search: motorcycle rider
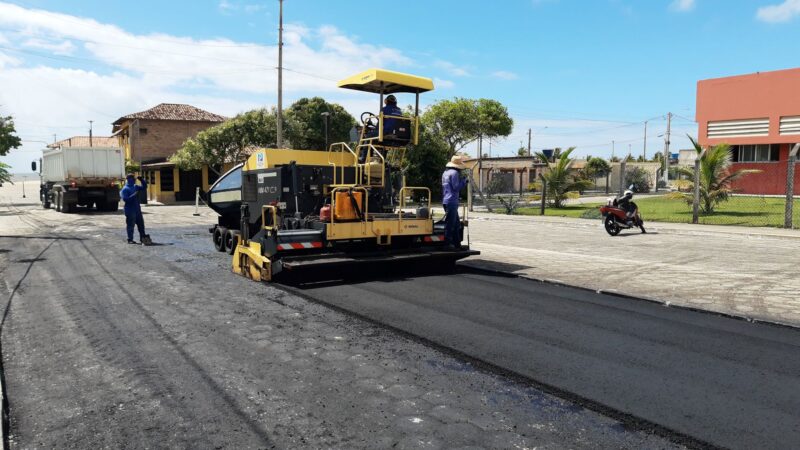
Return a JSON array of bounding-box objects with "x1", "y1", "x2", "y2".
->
[{"x1": 614, "y1": 189, "x2": 637, "y2": 226}]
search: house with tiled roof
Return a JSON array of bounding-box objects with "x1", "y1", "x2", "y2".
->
[
  {"x1": 112, "y1": 103, "x2": 227, "y2": 203},
  {"x1": 47, "y1": 136, "x2": 119, "y2": 148}
]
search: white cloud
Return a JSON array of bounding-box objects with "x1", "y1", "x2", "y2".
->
[
  {"x1": 433, "y1": 78, "x2": 455, "y2": 89},
  {"x1": 491, "y1": 70, "x2": 519, "y2": 80},
  {"x1": 670, "y1": 0, "x2": 695, "y2": 12},
  {"x1": 22, "y1": 37, "x2": 76, "y2": 55},
  {"x1": 757, "y1": 0, "x2": 800, "y2": 23},
  {"x1": 0, "y1": 1, "x2": 415, "y2": 172},
  {"x1": 434, "y1": 60, "x2": 470, "y2": 77}
]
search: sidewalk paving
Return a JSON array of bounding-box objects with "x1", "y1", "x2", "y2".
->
[{"x1": 462, "y1": 212, "x2": 800, "y2": 327}]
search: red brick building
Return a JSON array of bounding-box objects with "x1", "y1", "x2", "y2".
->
[
  {"x1": 112, "y1": 103, "x2": 226, "y2": 203},
  {"x1": 697, "y1": 68, "x2": 800, "y2": 195}
]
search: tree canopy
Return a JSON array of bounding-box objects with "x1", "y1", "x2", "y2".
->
[
  {"x1": 534, "y1": 147, "x2": 593, "y2": 208},
  {"x1": 171, "y1": 108, "x2": 277, "y2": 174},
  {"x1": 0, "y1": 115, "x2": 22, "y2": 156},
  {"x1": 423, "y1": 98, "x2": 513, "y2": 158},
  {"x1": 285, "y1": 97, "x2": 355, "y2": 150},
  {"x1": 669, "y1": 136, "x2": 760, "y2": 213}
]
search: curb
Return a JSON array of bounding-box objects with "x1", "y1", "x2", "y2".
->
[
  {"x1": 460, "y1": 261, "x2": 800, "y2": 332},
  {"x1": 469, "y1": 214, "x2": 800, "y2": 241}
]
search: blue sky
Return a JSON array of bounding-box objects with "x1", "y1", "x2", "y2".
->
[{"x1": 1, "y1": 0, "x2": 800, "y2": 172}]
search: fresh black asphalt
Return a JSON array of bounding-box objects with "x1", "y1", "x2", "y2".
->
[{"x1": 288, "y1": 268, "x2": 800, "y2": 449}]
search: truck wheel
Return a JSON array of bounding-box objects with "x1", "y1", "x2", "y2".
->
[
  {"x1": 105, "y1": 201, "x2": 119, "y2": 212},
  {"x1": 55, "y1": 192, "x2": 62, "y2": 212},
  {"x1": 225, "y1": 229, "x2": 239, "y2": 255},
  {"x1": 43, "y1": 195, "x2": 51, "y2": 209},
  {"x1": 213, "y1": 227, "x2": 226, "y2": 252},
  {"x1": 62, "y1": 199, "x2": 73, "y2": 214}
]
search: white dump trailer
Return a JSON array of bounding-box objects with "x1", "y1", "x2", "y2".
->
[{"x1": 36, "y1": 146, "x2": 126, "y2": 213}]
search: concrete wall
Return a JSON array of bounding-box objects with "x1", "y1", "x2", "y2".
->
[
  {"x1": 609, "y1": 162, "x2": 661, "y2": 192},
  {"x1": 697, "y1": 67, "x2": 800, "y2": 147}
]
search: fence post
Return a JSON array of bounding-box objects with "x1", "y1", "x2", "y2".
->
[
  {"x1": 618, "y1": 161, "x2": 626, "y2": 195},
  {"x1": 785, "y1": 144, "x2": 800, "y2": 228},
  {"x1": 193, "y1": 187, "x2": 201, "y2": 216},
  {"x1": 692, "y1": 149, "x2": 706, "y2": 224},
  {"x1": 539, "y1": 174, "x2": 547, "y2": 216}
]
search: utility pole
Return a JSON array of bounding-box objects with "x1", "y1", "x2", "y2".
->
[
  {"x1": 88, "y1": 120, "x2": 93, "y2": 147},
  {"x1": 663, "y1": 112, "x2": 672, "y2": 185},
  {"x1": 643, "y1": 120, "x2": 647, "y2": 160},
  {"x1": 276, "y1": 0, "x2": 284, "y2": 149},
  {"x1": 527, "y1": 128, "x2": 532, "y2": 156},
  {"x1": 612, "y1": 140, "x2": 615, "y2": 159},
  {"x1": 52, "y1": 134, "x2": 57, "y2": 144},
  {"x1": 478, "y1": 135, "x2": 483, "y2": 193}
]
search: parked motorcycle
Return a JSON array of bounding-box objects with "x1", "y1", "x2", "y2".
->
[{"x1": 600, "y1": 187, "x2": 646, "y2": 236}]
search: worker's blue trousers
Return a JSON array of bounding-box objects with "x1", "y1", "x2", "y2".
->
[
  {"x1": 444, "y1": 202, "x2": 461, "y2": 246},
  {"x1": 125, "y1": 213, "x2": 146, "y2": 241}
]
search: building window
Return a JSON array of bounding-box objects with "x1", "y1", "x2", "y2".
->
[
  {"x1": 160, "y1": 168, "x2": 175, "y2": 191},
  {"x1": 139, "y1": 128, "x2": 148, "y2": 135},
  {"x1": 731, "y1": 144, "x2": 779, "y2": 163}
]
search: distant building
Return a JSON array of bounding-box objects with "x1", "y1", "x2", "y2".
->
[
  {"x1": 47, "y1": 136, "x2": 118, "y2": 148},
  {"x1": 112, "y1": 103, "x2": 226, "y2": 203},
  {"x1": 696, "y1": 67, "x2": 800, "y2": 195},
  {"x1": 464, "y1": 156, "x2": 549, "y2": 193}
]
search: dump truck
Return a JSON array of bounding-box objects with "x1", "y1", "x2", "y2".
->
[
  {"x1": 35, "y1": 146, "x2": 125, "y2": 213},
  {"x1": 205, "y1": 68, "x2": 477, "y2": 282}
]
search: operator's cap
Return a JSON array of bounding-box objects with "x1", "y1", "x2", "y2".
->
[
  {"x1": 385, "y1": 94, "x2": 397, "y2": 104},
  {"x1": 446, "y1": 155, "x2": 466, "y2": 169}
]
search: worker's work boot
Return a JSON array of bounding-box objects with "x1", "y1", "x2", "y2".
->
[{"x1": 141, "y1": 235, "x2": 153, "y2": 246}]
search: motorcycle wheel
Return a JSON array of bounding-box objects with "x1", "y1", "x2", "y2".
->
[{"x1": 604, "y1": 215, "x2": 621, "y2": 236}]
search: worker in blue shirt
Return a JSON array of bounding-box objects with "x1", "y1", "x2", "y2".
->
[
  {"x1": 382, "y1": 94, "x2": 402, "y2": 136},
  {"x1": 441, "y1": 155, "x2": 468, "y2": 249},
  {"x1": 120, "y1": 173, "x2": 148, "y2": 244}
]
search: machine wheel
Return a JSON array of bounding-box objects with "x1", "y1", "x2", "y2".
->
[
  {"x1": 61, "y1": 197, "x2": 74, "y2": 214},
  {"x1": 55, "y1": 191, "x2": 62, "y2": 212},
  {"x1": 604, "y1": 215, "x2": 621, "y2": 236},
  {"x1": 225, "y1": 229, "x2": 240, "y2": 255},
  {"x1": 213, "y1": 227, "x2": 226, "y2": 252},
  {"x1": 106, "y1": 201, "x2": 119, "y2": 212}
]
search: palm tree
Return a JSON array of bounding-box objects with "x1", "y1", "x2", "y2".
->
[
  {"x1": 671, "y1": 136, "x2": 760, "y2": 214},
  {"x1": 534, "y1": 147, "x2": 594, "y2": 208}
]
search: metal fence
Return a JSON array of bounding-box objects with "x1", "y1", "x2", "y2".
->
[{"x1": 471, "y1": 146, "x2": 800, "y2": 229}]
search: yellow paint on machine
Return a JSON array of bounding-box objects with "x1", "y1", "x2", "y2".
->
[
  {"x1": 326, "y1": 219, "x2": 433, "y2": 240},
  {"x1": 232, "y1": 241, "x2": 272, "y2": 282},
  {"x1": 243, "y1": 148, "x2": 355, "y2": 172}
]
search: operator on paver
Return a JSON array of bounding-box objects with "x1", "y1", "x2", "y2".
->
[
  {"x1": 382, "y1": 94, "x2": 402, "y2": 136},
  {"x1": 442, "y1": 155, "x2": 468, "y2": 249},
  {"x1": 120, "y1": 173, "x2": 149, "y2": 244}
]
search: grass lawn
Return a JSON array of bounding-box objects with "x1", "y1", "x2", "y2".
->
[{"x1": 512, "y1": 195, "x2": 800, "y2": 227}]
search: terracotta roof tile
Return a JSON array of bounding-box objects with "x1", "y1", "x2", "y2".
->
[
  {"x1": 113, "y1": 103, "x2": 226, "y2": 124},
  {"x1": 47, "y1": 136, "x2": 119, "y2": 148}
]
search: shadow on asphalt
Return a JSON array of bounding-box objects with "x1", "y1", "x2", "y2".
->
[{"x1": 280, "y1": 262, "x2": 515, "y2": 289}]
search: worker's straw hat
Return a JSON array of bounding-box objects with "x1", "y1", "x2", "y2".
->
[{"x1": 446, "y1": 155, "x2": 466, "y2": 169}]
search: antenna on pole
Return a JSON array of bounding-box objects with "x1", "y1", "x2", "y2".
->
[
  {"x1": 88, "y1": 120, "x2": 94, "y2": 147},
  {"x1": 276, "y1": 0, "x2": 284, "y2": 149}
]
